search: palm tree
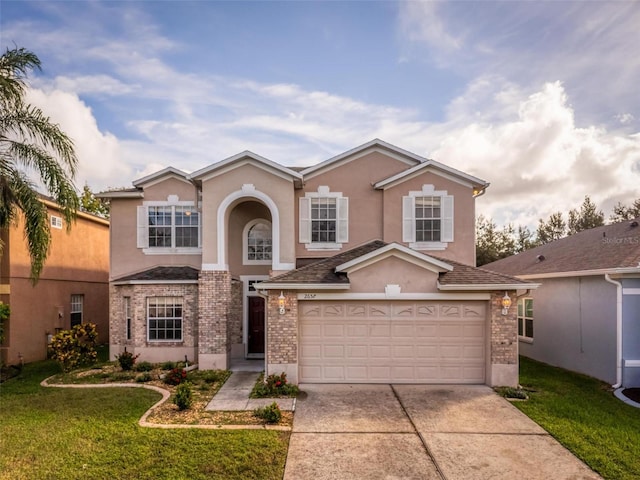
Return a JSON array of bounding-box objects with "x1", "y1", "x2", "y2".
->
[{"x1": 0, "y1": 47, "x2": 79, "y2": 282}]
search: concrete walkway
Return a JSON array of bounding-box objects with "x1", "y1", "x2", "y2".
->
[
  {"x1": 284, "y1": 384, "x2": 602, "y2": 480},
  {"x1": 205, "y1": 371, "x2": 295, "y2": 411}
]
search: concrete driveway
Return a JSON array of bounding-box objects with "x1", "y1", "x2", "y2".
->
[{"x1": 284, "y1": 384, "x2": 602, "y2": 480}]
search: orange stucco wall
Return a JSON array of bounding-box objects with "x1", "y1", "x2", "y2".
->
[{"x1": 1, "y1": 203, "x2": 110, "y2": 365}]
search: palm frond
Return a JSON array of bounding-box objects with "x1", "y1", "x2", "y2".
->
[{"x1": 0, "y1": 47, "x2": 41, "y2": 106}]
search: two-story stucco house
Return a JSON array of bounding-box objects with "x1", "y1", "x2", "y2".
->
[{"x1": 100, "y1": 139, "x2": 537, "y2": 386}]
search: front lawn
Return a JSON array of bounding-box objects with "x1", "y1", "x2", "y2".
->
[
  {"x1": 0, "y1": 361, "x2": 289, "y2": 480},
  {"x1": 516, "y1": 356, "x2": 640, "y2": 480}
]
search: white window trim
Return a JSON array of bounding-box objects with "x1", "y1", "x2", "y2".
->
[
  {"x1": 243, "y1": 218, "x2": 272, "y2": 265},
  {"x1": 300, "y1": 186, "x2": 348, "y2": 251},
  {"x1": 518, "y1": 297, "x2": 534, "y2": 342},
  {"x1": 124, "y1": 297, "x2": 132, "y2": 341},
  {"x1": 138, "y1": 196, "x2": 202, "y2": 254},
  {"x1": 403, "y1": 184, "x2": 453, "y2": 251},
  {"x1": 70, "y1": 294, "x2": 83, "y2": 326},
  {"x1": 51, "y1": 215, "x2": 63, "y2": 229},
  {"x1": 146, "y1": 297, "x2": 184, "y2": 343}
]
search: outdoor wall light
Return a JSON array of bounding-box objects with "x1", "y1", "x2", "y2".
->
[
  {"x1": 278, "y1": 292, "x2": 286, "y2": 315},
  {"x1": 501, "y1": 292, "x2": 512, "y2": 316}
]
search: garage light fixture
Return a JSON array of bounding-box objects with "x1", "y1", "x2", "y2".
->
[
  {"x1": 501, "y1": 292, "x2": 512, "y2": 315},
  {"x1": 278, "y1": 292, "x2": 286, "y2": 315}
]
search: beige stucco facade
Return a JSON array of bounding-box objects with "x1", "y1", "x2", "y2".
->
[
  {"x1": 0, "y1": 201, "x2": 109, "y2": 365},
  {"x1": 104, "y1": 140, "x2": 524, "y2": 386}
]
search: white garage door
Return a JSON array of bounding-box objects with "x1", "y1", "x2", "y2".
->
[{"x1": 299, "y1": 300, "x2": 486, "y2": 384}]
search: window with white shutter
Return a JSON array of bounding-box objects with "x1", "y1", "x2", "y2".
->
[
  {"x1": 402, "y1": 185, "x2": 453, "y2": 250},
  {"x1": 136, "y1": 197, "x2": 201, "y2": 254},
  {"x1": 300, "y1": 186, "x2": 348, "y2": 250}
]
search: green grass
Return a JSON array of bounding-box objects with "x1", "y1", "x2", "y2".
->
[
  {"x1": 516, "y1": 356, "x2": 640, "y2": 480},
  {"x1": 0, "y1": 361, "x2": 289, "y2": 480}
]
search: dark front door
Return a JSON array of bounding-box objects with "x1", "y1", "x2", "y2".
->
[{"x1": 248, "y1": 296, "x2": 265, "y2": 355}]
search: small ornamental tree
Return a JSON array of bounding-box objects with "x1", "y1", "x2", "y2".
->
[
  {"x1": 48, "y1": 323, "x2": 98, "y2": 372},
  {"x1": 0, "y1": 302, "x2": 10, "y2": 345}
]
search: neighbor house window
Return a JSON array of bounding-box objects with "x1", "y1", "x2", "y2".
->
[
  {"x1": 299, "y1": 186, "x2": 348, "y2": 250},
  {"x1": 243, "y1": 219, "x2": 272, "y2": 264},
  {"x1": 70, "y1": 295, "x2": 83, "y2": 327},
  {"x1": 147, "y1": 297, "x2": 183, "y2": 341},
  {"x1": 518, "y1": 298, "x2": 534, "y2": 340},
  {"x1": 51, "y1": 215, "x2": 63, "y2": 229},
  {"x1": 403, "y1": 185, "x2": 453, "y2": 250},
  {"x1": 137, "y1": 198, "x2": 200, "y2": 252},
  {"x1": 124, "y1": 297, "x2": 132, "y2": 341}
]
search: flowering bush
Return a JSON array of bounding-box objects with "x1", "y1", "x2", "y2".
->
[
  {"x1": 164, "y1": 367, "x2": 187, "y2": 386},
  {"x1": 251, "y1": 372, "x2": 299, "y2": 398},
  {"x1": 48, "y1": 323, "x2": 98, "y2": 372},
  {"x1": 115, "y1": 351, "x2": 140, "y2": 371},
  {"x1": 253, "y1": 402, "x2": 282, "y2": 423}
]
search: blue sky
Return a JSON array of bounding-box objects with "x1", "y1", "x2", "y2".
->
[{"x1": 2, "y1": 1, "x2": 639, "y2": 228}]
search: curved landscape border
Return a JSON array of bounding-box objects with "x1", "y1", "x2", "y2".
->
[{"x1": 40, "y1": 376, "x2": 291, "y2": 431}]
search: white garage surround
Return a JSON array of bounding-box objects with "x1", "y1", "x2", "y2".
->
[{"x1": 298, "y1": 300, "x2": 488, "y2": 384}]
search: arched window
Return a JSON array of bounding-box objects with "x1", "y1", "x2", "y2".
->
[{"x1": 243, "y1": 219, "x2": 272, "y2": 264}]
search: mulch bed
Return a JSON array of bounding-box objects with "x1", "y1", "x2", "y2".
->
[{"x1": 622, "y1": 388, "x2": 640, "y2": 403}]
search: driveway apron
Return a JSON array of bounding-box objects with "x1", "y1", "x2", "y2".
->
[{"x1": 284, "y1": 384, "x2": 602, "y2": 480}]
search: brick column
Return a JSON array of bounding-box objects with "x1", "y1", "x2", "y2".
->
[
  {"x1": 198, "y1": 270, "x2": 231, "y2": 370},
  {"x1": 266, "y1": 290, "x2": 298, "y2": 383},
  {"x1": 489, "y1": 290, "x2": 518, "y2": 386}
]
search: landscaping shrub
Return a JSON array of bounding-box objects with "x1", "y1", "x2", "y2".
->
[
  {"x1": 0, "y1": 301, "x2": 10, "y2": 345},
  {"x1": 48, "y1": 323, "x2": 99, "y2": 372},
  {"x1": 199, "y1": 370, "x2": 227, "y2": 384},
  {"x1": 134, "y1": 361, "x2": 154, "y2": 372},
  {"x1": 115, "y1": 351, "x2": 139, "y2": 371},
  {"x1": 252, "y1": 372, "x2": 299, "y2": 398},
  {"x1": 173, "y1": 382, "x2": 193, "y2": 410},
  {"x1": 253, "y1": 402, "x2": 282, "y2": 423},
  {"x1": 135, "y1": 372, "x2": 152, "y2": 383},
  {"x1": 164, "y1": 367, "x2": 187, "y2": 386},
  {"x1": 161, "y1": 361, "x2": 177, "y2": 370},
  {"x1": 496, "y1": 386, "x2": 529, "y2": 400}
]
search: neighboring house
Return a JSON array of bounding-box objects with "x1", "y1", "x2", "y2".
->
[
  {"x1": 484, "y1": 220, "x2": 640, "y2": 388},
  {"x1": 100, "y1": 139, "x2": 537, "y2": 386},
  {"x1": 0, "y1": 198, "x2": 110, "y2": 365}
]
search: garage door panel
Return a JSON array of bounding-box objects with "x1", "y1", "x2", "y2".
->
[{"x1": 299, "y1": 301, "x2": 486, "y2": 384}]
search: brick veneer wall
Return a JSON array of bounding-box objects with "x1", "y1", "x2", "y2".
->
[
  {"x1": 109, "y1": 283, "x2": 198, "y2": 351},
  {"x1": 490, "y1": 290, "x2": 518, "y2": 365},
  {"x1": 228, "y1": 279, "x2": 243, "y2": 346},
  {"x1": 267, "y1": 290, "x2": 298, "y2": 364},
  {"x1": 197, "y1": 270, "x2": 231, "y2": 356}
]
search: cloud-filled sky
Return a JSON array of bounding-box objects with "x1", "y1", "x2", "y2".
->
[{"x1": 2, "y1": 0, "x2": 639, "y2": 228}]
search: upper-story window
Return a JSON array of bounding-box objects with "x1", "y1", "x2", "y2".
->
[
  {"x1": 137, "y1": 196, "x2": 200, "y2": 254},
  {"x1": 403, "y1": 184, "x2": 453, "y2": 250},
  {"x1": 51, "y1": 215, "x2": 63, "y2": 229},
  {"x1": 243, "y1": 219, "x2": 272, "y2": 265},
  {"x1": 299, "y1": 186, "x2": 348, "y2": 251}
]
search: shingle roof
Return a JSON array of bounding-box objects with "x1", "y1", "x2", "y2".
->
[
  {"x1": 114, "y1": 266, "x2": 200, "y2": 282},
  {"x1": 264, "y1": 240, "x2": 529, "y2": 288},
  {"x1": 484, "y1": 219, "x2": 640, "y2": 276}
]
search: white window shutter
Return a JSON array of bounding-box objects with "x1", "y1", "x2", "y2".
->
[
  {"x1": 441, "y1": 195, "x2": 454, "y2": 242},
  {"x1": 299, "y1": 197, "x2": 311, "y2": 243},
  {"x1": 336, "y1": 197, "x2": 349, "y2": 243},
  {"x1": 137, "y1": 205, "x2": 148, "y2": 248},
  {"x1": 402, "y1": 195, "x2": 415, "y2": 243}
]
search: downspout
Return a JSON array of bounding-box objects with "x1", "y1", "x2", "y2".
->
[{"x1": 604, "y1": 274, "x2": 622, "y2": 388}]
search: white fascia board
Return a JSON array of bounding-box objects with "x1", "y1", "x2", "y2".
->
[
  {"x1": 96, "y1": 190, "x2": 143, "y2": 199},
  {"x1": 133, "y1": 167, "x2": 190, "y2": 187},
  {"x1": 437, "y1": 281, "x2": 541, "y2": 291},
  {"x1": 111, "y1": 279, "x2": 198, "y2": 286},
  {"x1": 301, "y1": 139, "x2": 422, "y2": 179},
  {"x1": 336, "y1": 243, "x2": 453, "y2": 273},
  {"x1": 374, "y1": 161, "x2": 488, "y2": 191},
  {"x1": 254, "y1": 283, "x2": 351, "y2": 290},
  {"x1": 297, "y1": 292, "x2": 491, "y2": 301},
  {"x1": 516, "y1": 267, "x2": 640, "y2": 280},
  {"x1": 189, "y1": 151, "x2": 303, "y2": 182}
]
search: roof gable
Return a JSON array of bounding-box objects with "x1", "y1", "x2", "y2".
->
[
  {"x1": 133, "y1": 167, "x2": 191, "y2": 188},
  {"x1": 189, "y1": 151, "x2": 303, "y2": 184},
  {"x1": 301, "y1": 139, "x2": 422, "y2": 179},
  {"x1": 484, "y1": 219, "x2": 640, "y2": 277},
  {"x1": 335, "y1": 243, "x2": 453, "y2": 274}
]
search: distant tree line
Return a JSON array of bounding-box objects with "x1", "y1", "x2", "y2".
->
[{"x1": 476, "y1": 196, "x2": 640, "y2": 266}]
